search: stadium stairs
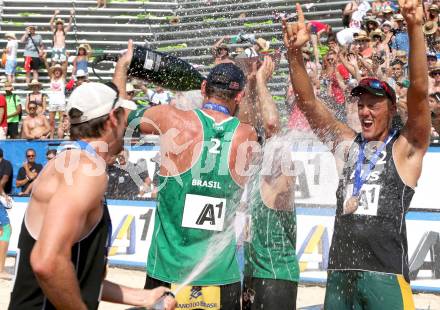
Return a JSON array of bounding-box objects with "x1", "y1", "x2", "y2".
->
[{"x1": 0, "y1": 0, "x2": 344, "y2": 113}]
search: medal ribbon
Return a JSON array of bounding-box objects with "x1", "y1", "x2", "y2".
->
[
  {"x1": 352, "y1": 130, "x2": 397, "y2": 197},
  {"x1": 202, "y1": 102, "x2": 231, "y2": 116}
]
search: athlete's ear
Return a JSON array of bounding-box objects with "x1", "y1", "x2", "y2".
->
[
  {"x1": 234, "y1": 90, "x2": 245, "y2": 104},
  {"x1": 201, "y1": 80, "x2": 207, "y2": 97}
]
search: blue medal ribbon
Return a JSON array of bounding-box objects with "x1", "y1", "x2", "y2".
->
[
  {"x1": 202, "y1": 102, "x2": 231, "y2": 116},
  {"x1": 352, "y1": 130, "x2": 397, "y2": 197}
]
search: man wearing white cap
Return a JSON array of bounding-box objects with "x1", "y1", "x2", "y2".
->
[
  {"x1": 8, "y1": 42, "x2": 176, "y2": 310},
  {"x1": 4, "y1": 33, "x2": 18, "y2": 83}
]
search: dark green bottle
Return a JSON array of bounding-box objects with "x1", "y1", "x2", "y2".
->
[{"x1": 128, "y1": 46, "x2": 205, "y2": 91}]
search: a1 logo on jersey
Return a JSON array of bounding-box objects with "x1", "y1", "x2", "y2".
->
[{"x1": 182, "y1": 194, "x2": 226, "y2": 231}]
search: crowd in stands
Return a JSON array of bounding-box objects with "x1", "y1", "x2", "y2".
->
[
  {"x1": 211, "y1": 0, "x2": 440, "y2": 139},
  {"x1": 0, "y1": 8, "x2": 174, "y2": 141}
]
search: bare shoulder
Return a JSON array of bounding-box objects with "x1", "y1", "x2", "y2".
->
[{"x1": 235, "y1": 122, "x2": 258, "y2": 142}]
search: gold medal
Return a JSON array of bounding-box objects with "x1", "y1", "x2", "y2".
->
[{"x1": 344, "y1": 196, "x2": 359, "y2": 214}]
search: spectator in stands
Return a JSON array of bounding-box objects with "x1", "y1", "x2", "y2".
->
[
  {"x1": 50, "y1": 9, "x2": 74, "y2": 70},
  {"x1": 364, "y1": 16, "x2": 380, "y2": 34},
  {"x1": 107, "y1": 149, "x2": 145, "y2": 199},
  {"x1": 211, "y1": 37, "x2": 234, "y2": 65},
  {"x1": 0, "y1": 92, "x2": 7, "y2": 140},
  {"x1": 427, "y1": 4, "x2": 440, "y2": 23},
  {"x1": 57, "y1": 113, "x2": 70, "y2": 140},
  {"x1": 22, "y1": 102, "x2": 50, "y2": 140},
  {"x1": 20, "y1": 26, "x2": 44, "y2": 84},
  {"x1": 429, "y1": 92, "x2": 440, "y2": 135},
  {"x1": 4, "y1": 82, "x2": 21, "y2": 139},
  {"x1": 126, "y1": 83, "x2": 135, "y2": 101},
  {"x1": 391, "y1": 14, "x2": 410, "y2": 54},
  {"x1": 96, "y1": 0, "x2": 107, "y2": 8},
  {"x1": 72, "y1": 44, "x2": 90, "y2": 77},
  {"x1": 423, "y1": 21, "x2": 438, "y2": 50},
  {"x1": 371, "y1": 0, "x2": 391, "y2": 16},
  {"x1": 342, "y1": 0, "x2": 360, "y2": 28},
  {"x1": 46, "y1": 149, "x2": 57, "y2": 162},
  {"x1": 381, "y1": 5, "x2": 394, "y2": 22},
  {"x1": 4, "y1": 32, "x2": 18, "y2": 83},
  {"x1": 47, "y1": 64, "x2": 66, "y2": 139},
  {"x1": 353, "y1": 30, "x2": 373, "y2": 57},
  {"x1": 145, "y1": 85, "x2": 173, "y2": 105},
  {"x1": 427, "y1": 52, "x2": 437, "y2": 69},
  {"x1": 16, "y1": 148, "x2": 43, "y2": 196},
  {"x1": 321, "y1": 50, "x2": 350, "y2": 109},
  {"x1": 75, "y1": 69, "x2": 88, "y2": 87},
  {"x1": 388, "y1": 59, "x2": 409, "y2": 97},
  {"x1": 245, "y1": 38, "x2": 269, "y2": 57},
  {"x1": 25, "y1": 79, "x2": 46, "y2": 115},
  {"x1": 429, "y1": 64, "x2": 440, "y2": 93},
  {"x1": 0, "y1": 147, "x2": 13, "y2": 280},
  {"x1": 381, "y1": 20, "x2": 394, "y2": 49}
]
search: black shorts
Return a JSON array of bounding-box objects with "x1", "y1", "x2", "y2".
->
[
  {"x1": 242, "y1": 277, "x2": 298, "y2": 310},
  {"x1": 7, "y1": 122, "x2": 19, "y2": 139},
  {"x1": 144, "y1": 275, "x2": 241, "y2": 310},
  {"x1": 30, "y1": 57, "x2": 40, "y2": 70}
]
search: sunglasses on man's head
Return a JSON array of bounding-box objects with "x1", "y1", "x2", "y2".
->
[{"x1": 360, "y1": 78, "x2": 390, "y2": 92}]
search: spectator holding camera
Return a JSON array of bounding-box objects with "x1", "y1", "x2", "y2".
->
[
  {"x1": 212, "y1": 37, "x2": 234, "y2": 65},
  {"x1": 20, "y1": 26, "x2": 44, "y2": 84}
]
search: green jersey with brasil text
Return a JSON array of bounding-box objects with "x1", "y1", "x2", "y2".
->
[
  {"x1": 244, "y1": 177, "x2": 300, "y2": 282},
  {"x1": 147, "y1": 109, "x2": 243, "y2": 285}
]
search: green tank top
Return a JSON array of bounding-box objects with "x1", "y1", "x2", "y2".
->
[
  {"x1": 147, "y1": 109, "x2": 243, "y2": 285},
  {"x1": 244, "y1": 177, "x2": 300, "y2": 282}
]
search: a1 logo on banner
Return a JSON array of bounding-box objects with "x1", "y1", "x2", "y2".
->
[{"x1": 182, "y1": 194, "x2": 226, "y2": 231}]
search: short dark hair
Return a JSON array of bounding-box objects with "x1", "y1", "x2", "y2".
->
[
  {"x1": 46, "y1": 149, "x2": 57, "y2": 157},
  {"x1": 26, "y1": 148, "x2": 36, "y2": 156},
  {"x1": 205, "y1": 83, "x2": 241, "y2": 102},
  {"x1": 69, "y1": 107, "x2": 125, "y2": 140},
  {"x1": 390, "y1": 59, "x2": 404, "y2": 67}
]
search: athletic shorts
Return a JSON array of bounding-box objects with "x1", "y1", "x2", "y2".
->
[
  {"x1": 48, "y1": 92, "x2": 66, "y2": 112},
  {"x1": 7, "y1": 122, "x2": 19, "y2": 139},
  {"x1": 0, "y1": 224, "x2": 11, "y2": 242},
  {"x1": 324, "y1": 270, "x2": 415, "y2": 310},
  {"x1": 144, "y1": 275, "x2": 241, "y2": 310},
  {"x1": 242, "y1": 277, "x2": 298, "y2": 310},
  {"x1": 51, "y1": 47, "x2": 67, "y2": 63},
  {"x1": 5, "y1": 59, "x2": 17, "y2": 75},
  {"x1": 24, "y1": 56, "x2": 40, "y2": 72}
]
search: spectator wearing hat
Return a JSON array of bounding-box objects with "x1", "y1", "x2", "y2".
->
[
  {"x1": 4, "y1": 33, "x2": 18, "y2": 83},
  {"x1": 353, "y1": 30, "x2": 373, "y2": 57},
  {"x1": 47, "y1": 64, "x2": 66, "y2": 139},
  {"x1": 381, "y1": 5, "x2": 394, "y2": 21},
  {"x1": 364, "y1": 17, "x2": 380, "y2": 34},
  {"x1": 20, "y1": 25, "x2": 44, "y2": 84},
  {"x1": 72, "y1": 44, "x2": 90, "y2": 78},
  {"x1": 4, "y1": 82, "x2": 21, "y2": 139},
  {"x1": 371, "y1": 0, "x2": 391, "y2": 17},
  {"x1": 26, "y1": 79, "x2": 46, "y2": 115},
  {"x1": 211, "y1": 37, "x2": 234, "y2": 65},
  {"x1": 427, "y1": 4, "x2": 440, "y2": 23},
  {"x1": 423, "y1": 20, "x2": 438, "y2": 50},
  {"x1": 50, "y1": 9, "x2": 74, "y2": 69},
  {"x1": 245, "y1": 37, "x2": 270, "y2": 57},
  {"x1": 75, "y1": 69, "x2": 88, "y2": 87},
  {"x1": 391, "y1": 14, "x2": 409, "y2": 54},
  {"x1": 427, "y1": 52, "x2": 438, "y2": 69},
  {"x1": 342, "y1": 0, "x2": 360, "y2": 28},
  {"x1": 429, "y1": 64, "x2": 440, "y2": 94}
]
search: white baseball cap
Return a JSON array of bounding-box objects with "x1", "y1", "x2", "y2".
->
[
  {"x1": 67, "y1": 82, "x2": 137, "y2": 124},
  {"x1": 76, "y1": 69, "x2": 88, "y2": 78}
]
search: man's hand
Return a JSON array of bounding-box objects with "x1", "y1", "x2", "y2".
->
[
  {"x1": 54, "y1": 9, "x2": 60, "y2": 15},
  {"x1": 139, "y1": 287, "x2": 176, "y2": 310},
  {"x1": 70, "y1": 9, "x2": 75, "y2": 16},
  {"x1": 256, "y1": 56, "x2": 274, "y2": 84},
  {"x1": 282, "y1": 3, "x2": 311, "y2": 52},
  {"x1": 398, "y1": 0, "x2": 424, "y2": 26},
  {"x1": 117, "y1": 39, "x2": 134, "y2": 71}
]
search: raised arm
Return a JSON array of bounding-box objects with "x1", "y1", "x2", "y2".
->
[
  {"x1": 50, "y1": 10, "x2": 59, "y2": 32},
  {"x1": 65, "y1": 9, "x2": 75, "y2": 33},
  {"x1": 255, "y1": 56, "x2": 280, "y2": 138},
  {"x1": 399, "y1": 0, "x2": 431, "y2": 151},
  {"x1": 19, "y1": 28, "x2": 29, "y2": 44},
  {"x1": 283, "y1": 3, "x2": 355, "y2": 148}
]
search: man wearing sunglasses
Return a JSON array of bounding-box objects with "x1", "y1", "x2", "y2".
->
[
  {"x1": 283, "y1": 0, "x2": 429, "y2": 308},
  {"x1": 15, "y1": 148, "x2": 43, "y2": 196}
]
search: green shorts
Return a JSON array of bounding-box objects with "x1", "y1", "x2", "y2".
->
[
  {"x1": 324, "y1": 270, "x2": 415, "y2": 310},
  {"x1": 0, "y1": 224, "x2": 11, "y2": 242}
]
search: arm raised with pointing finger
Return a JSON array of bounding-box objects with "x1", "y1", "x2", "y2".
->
[{"x1": 283, "y1": 3, "x2": 355, "y2": 150}]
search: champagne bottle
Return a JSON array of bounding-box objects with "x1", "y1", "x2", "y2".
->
[{"x1": 93, "y1": 46, "x2": 205, "y2": 91}]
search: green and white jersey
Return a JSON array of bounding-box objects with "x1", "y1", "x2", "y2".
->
[
  {"x1": 147, "y1": 109, "x2": 243, "y2": 285},
  {"x1": 244, "y1": 176, "x2": 300, "y2": 283}
]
